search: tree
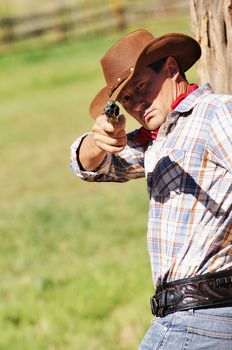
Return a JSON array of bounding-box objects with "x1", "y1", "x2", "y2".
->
[{"x1": 190, "y1": 0, "x2": 232, "y2": 94}]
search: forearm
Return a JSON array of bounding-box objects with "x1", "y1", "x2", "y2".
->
[
  {"x1": 70, "y1": 129, "x2": 146, "y2": 182},
  {"x1": 78, "y1": 133, "x2": 107, "y2": 171},
  {"x1": 71, "y1": 115, "x2": 145, "y2": 181}
]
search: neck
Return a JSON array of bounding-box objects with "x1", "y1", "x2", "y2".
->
[
  {"x1": 164, "y1": 79, "x2": 189, "y2": 116},
  {"x1": 174, "y1": 80, "x2": 190, "y2": 100}
]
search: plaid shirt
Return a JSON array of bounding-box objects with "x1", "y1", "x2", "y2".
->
[{"x1": 70, "y1": 84, "x2": 232, "y2": 287}]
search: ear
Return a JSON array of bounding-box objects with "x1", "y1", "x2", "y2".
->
[{"x1": 164, "y1": 56, "x2": 179, "y2": 79}]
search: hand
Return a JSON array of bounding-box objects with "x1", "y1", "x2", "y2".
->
[{"x1": 92, "y1": 113, "x2": 127, "y2": 153}]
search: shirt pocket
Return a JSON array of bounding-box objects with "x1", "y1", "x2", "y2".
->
[{"x1": 147, "y1": 149, "x2": 185, "y2": 200}]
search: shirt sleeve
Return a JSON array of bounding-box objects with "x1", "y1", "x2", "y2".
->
[
  {"x1": 70, "y1": 130, "x2": 146, "y2": 182},
  {"x1": 208, "y1": 99, "x2": 232, "y2": 173}
]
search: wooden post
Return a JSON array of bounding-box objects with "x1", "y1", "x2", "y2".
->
[
  {"x1": 0, "y1": 16, "x2": 16, "y2": 43},
  {"x1": 109, "y1": 0, "x2": 127, "y2": 31},
  {"x1": 190, "y1": 0, "x2": 232, "y2": 94}
]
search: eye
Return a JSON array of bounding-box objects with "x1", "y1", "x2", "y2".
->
[
  {"x1": 136, "y1": 82, "x2": 144, "y2": 91},
  {"x1": 121, "y1": 95, "x2": 130, "y2": 105}
]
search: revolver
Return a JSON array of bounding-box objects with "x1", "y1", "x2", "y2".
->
[{"x1": 103, "y1": 100, "x2": 120, "y2": 127}]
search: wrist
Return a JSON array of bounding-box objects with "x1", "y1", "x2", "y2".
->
[{"x1": 78, "y1": 133, "x2": 107, "y2": 171}]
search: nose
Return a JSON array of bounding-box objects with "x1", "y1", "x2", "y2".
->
[{"x1": 132, "y1": 95, "x2": 146, "y2": 114}]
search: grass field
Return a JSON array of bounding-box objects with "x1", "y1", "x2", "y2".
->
[{"x1": 0, "y1": 16, "x2": 195, "y2": 350}]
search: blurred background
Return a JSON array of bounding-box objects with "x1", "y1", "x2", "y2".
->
[{"x1": 0, "y1": 1, "x2": 196, "y2": 349}]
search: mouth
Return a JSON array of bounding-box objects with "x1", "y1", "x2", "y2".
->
[
  {"x1": 144, "y1": 110, "x2": 156, "y2": 124},
  {"x1": 140, "y1": 104, "x2": 152, "y2": 123}
]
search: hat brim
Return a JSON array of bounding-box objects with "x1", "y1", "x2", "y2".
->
[
  {"x1": 89, "y1": 69, "x2": 134, "y2": 118},
  {"x1": 89, "y1": 33, "x2": 201, "y2": 118}
]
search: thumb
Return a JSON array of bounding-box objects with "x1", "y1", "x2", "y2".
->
[{"x1": 116, "y1": 114, "x2": 126, "y2": 131}]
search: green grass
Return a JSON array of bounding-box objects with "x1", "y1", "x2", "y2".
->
[{"x1": 0, "y1": 16, "x2": 195, "y2": 349}]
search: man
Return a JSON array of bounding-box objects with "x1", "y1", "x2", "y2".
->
[{"x1": 70, "y1": 29, "x2": 232, "y2": 349}]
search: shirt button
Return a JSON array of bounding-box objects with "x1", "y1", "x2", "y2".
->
[{"x1": 170, "y1": 191, "x2": 176, "y2": 198}]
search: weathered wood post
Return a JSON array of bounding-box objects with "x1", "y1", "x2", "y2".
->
[
  {"x1": 109, "y1": 0, "x2": 127, "y2": 31},
  {"x1": 0, "y1": 16, "x2": 16, "y2": 43},
  {"x1": 190, "y1": 0, "x2": 232, "y2": 94}
]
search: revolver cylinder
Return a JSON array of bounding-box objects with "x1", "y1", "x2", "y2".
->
[{"x1": 103, "y1": 100, "x2": 120, "y2": 127}]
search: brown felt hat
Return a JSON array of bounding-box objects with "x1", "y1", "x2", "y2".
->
[{"x1": 89, "y1": 29, "x2": 201, "y2": 118}]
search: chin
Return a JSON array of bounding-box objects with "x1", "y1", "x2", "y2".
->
[
  {"x1": 146, "y1": 121, "x2": 161, "y2": 131},
  {"x1": 147, "y1": 115, "x2": 166, "y2": 130}
]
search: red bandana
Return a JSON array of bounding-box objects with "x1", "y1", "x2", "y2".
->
[
  {"x1": 170, "y1": 83, "x2": 199, "y2": 110},
  {"x1": 133, "y1": 83, "x2": 199, "y2": 145}
]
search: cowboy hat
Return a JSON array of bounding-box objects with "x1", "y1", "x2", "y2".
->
[{"x1": 89, "y1": 29, "x2": 201, "y2": 118}]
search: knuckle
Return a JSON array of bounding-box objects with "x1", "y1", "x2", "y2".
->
[{"x1": 111, "y1": 137, "x2": 119, "y2": 146}]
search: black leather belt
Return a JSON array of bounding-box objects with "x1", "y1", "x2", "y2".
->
[{"x1": 150, "y1": 269, "x2": 232, "y2": 317}]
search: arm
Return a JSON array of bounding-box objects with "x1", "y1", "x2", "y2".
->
[
  {"x1": 208, "y1": 100, "x2": 232, "y2": 173},
  {"x1": 70, "y1": 123, "x2": 146, "y2": 183}
]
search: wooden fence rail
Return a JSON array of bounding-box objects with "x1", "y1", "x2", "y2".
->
[{"x1": 0, "y1": 1, "x2": 188, "y2": 47}]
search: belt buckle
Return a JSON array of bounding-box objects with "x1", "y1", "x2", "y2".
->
[{"x1": 150, "y1": 295, "x2": 159, "y2": 316}]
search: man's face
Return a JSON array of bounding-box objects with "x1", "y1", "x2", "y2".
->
[{"x1": 118, "y1": 61, "x2": 174, "y2": 130}]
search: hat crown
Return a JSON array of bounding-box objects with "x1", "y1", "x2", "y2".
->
[{"x1": 100, "y1": 29, "x2": 154, "y2": 96}]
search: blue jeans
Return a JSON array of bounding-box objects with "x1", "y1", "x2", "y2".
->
[{"x1": 139, "y1": 307, "x2": 232, "y2": 350}]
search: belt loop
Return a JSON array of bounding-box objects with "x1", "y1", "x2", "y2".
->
[
  {"x1": 161, "y1": 290, "x2": 167, "y2": 308},
  {"x1": 157, "y1": 290, "x2": 167, "y2": 317}
]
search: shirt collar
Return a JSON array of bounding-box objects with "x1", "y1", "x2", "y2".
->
[{"x1": 167, "y1": 83, "x2": 213, "y2": 121}]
